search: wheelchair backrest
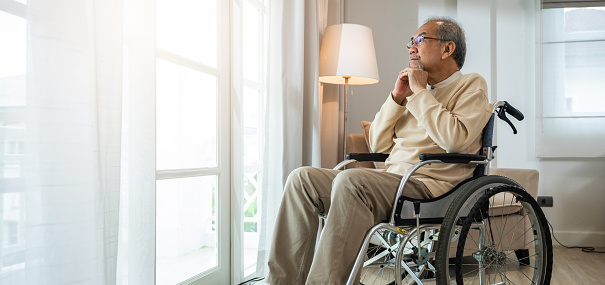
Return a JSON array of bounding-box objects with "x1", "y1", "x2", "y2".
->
[
  {"x1": 473, "y1": 112, "x2": 495, "y2": 177},
  {"x1": 481, "y1": 113, "x2": 495, "y2": 154}
]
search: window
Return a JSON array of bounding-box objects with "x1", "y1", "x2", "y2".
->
[
  {"x1": 537, "y1": 6, "x2": 605, "y2": 157},
  {"x1": 0, "y1": 0, "x2": 272, "y2": 282},
  {"x1": 240, "y1": 0, "x2": 268, "y2": 277},
  {"x1": 154, "y1": 0, "x2": 269, "y2": 283},
  {"x1": 0, "y1": 0, "x2": 26, "y2": 278},
  {"x1": 154, "y1": 0, "x2": 227, "y2": 284}
]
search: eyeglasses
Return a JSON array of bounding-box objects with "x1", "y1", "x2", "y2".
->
[{"x1": 406, "y1": 35, "x2": 447, "y2": 49}]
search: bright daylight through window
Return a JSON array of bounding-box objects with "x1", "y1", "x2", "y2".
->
[
  {"x1": 0, "y1": 2, "x2": 26, "y2": 278},
  {"x1": 538, "y1": 6, "x2": 605, "y2": 157},
  {"x1": 155, "y1": 0, "x2": 267, "y2": 283},
  {"x1": 542, "y1": 7, "x2": 605, "y2": 117},
  {"x1": 1, "y1": 0, "x2": 268, "y2": 283},
  {"x1": 154, "y1": 0, "x2": 221, "y2": 283}
]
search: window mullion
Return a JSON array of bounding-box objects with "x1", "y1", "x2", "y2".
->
[
  {"x1": 156, "y1": 49, "x2": 220, "y2": 77},
  {"x1": 0, "y1": 0, "x2": 26, "y2": 18},
  {"x1": 156, "y1": 167, "x2": 221, "y2": 180}
]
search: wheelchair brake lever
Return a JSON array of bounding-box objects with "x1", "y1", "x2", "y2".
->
[{"x1": 498, "y1": 108, "x2": 518, "y2": 134}]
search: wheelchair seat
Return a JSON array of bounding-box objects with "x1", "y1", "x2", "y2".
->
[{"x1": 393, "y1": 175, "x2": 484, "y2": 226}]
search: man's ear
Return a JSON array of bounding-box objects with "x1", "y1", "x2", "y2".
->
[{"x1": 441, "y1": 42, "x2": 456, "y2": 60}]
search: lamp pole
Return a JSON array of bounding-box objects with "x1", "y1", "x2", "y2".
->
[{"x1": 343, "y1": 76, "x2": 350, "y2": 161}]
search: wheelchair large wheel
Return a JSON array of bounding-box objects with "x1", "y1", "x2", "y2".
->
[
  {"x1": 434, "y1": 176, "x2": 553, "y2": 284},
  {"x1": 360, "y1": 227, "x2": 437, "y2": 285}
]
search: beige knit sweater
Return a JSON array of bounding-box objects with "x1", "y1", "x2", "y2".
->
[{"x1": 369, "y1": 71, "x2": 492, "y2": 197}]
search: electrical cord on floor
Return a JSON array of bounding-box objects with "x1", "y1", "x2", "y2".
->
[
  {"x1": 238, "y1": 276, "x2": 265, "y2": 285},
  {"x1": 547, "y1": 220, "x2": 605, "y2": 253}
]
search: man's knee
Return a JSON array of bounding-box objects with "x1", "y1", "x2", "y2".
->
[
  {"x1": 286, "y1": 166, "x2": 318, "y2": 187},
  {"x1": 332, "y1": 169, "x2": 367, "y2": 189},
  {"x1": 332, "y1": 169, "x2": 370, "y2": 201}
]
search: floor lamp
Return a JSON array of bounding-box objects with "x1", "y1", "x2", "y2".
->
[{"x1": 319, "y1": 23, "x2": 380, "y2": 160}]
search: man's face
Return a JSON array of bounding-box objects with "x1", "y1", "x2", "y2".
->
[{"x1": 408, "y1": 21, "x2": 443, "y2": 71}]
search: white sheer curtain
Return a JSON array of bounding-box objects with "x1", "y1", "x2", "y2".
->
[
  {"x1": 255, "y1": 0, "x2": 327, "y2": 277},
  {"x1": 2, "y1": 0, "x2": 126, "y2": 284}
]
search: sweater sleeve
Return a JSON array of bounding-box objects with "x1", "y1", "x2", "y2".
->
[
  {"x1": 368, "y1": 93, "x2": 406, "y2": 153},
  {"x1": 405, "y1": 80, "x2": 491, "y2": 153}
]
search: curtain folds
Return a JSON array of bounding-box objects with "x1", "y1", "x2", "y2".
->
[
  {"x1": 21, "y1": 0, "x2": 124, "y2": 284},
  {"x1": 7, "y1": 0, "x2": 329, "y2": 283},
  {"x1": 255, "y1": 0, "x2": 328, "y2": 277}
]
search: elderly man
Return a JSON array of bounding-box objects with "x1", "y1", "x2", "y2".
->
[{"x1": 265, "y1": 17, "x2": 492, "y2": 285}]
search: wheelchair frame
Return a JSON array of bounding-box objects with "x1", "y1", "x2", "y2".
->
[{"x1": 327, "y1": 101, "x2": 552, "y2": 285}]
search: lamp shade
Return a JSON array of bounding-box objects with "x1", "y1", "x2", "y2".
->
[{"x1": 319, "y1": 24, "x2": 379, "y2": 85}]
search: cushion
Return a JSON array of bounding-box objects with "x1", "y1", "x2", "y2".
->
[
  {"x1": 488, "y1": 192, "x2": 523, "y2": 216},
  {"x1": 489, "y1": 168, "x2": 539, "y2": 198},
  {"x1": 361, "y1": 121, "x2": 372, "y2": 150},
  {"x1": 484, "y1": 168, "x2": 540, "y2": 216},
  {"x1": 360, "y1": 121, "x2": 387, "y2": 169}
]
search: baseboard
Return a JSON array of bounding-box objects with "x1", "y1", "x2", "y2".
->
[{"x1": 551, "y1": 231, "x2": 605, "y2": 248}]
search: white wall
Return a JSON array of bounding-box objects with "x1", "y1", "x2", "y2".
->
[{"x1": 345, "y1": 0, "x2": 605, "y2": 247}]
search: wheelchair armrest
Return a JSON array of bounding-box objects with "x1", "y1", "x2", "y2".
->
[
  {"x1": 345, "y1": 153, "x2": 389, "y2": 162},
  {"x1": 419, "y1": 153, "x2": 486, "y2": 164}
]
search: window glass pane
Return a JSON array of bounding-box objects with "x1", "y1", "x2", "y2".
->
[
  {"x1": 0, "y1": 10, "x2": 26, "y2": 107},
  {"x1": 156, "y1": 59, "x2": 217, "y2": 170},
  {"x1": 0, "y1": 10, "x2": 26, "y2": 178},
  {"x1": 542, "y1": 7, "x2": 605, "y2": 116},
  {"x1": 243, "y1": 87, "x2": 261, "y2": 168},
  {"x1": 156, "y1": 0, "x2": 218, "y2": 67},
  {"x1": 243, "y1": 1, "x2": 260, "y2": 82},
  {"x1": 543, "y1": 7, "x2": 605, "y2": 42},
  {"x1": 1, "y1": 192, "x2": 25, "y2": 272},
  {"x1": 0, "y1": 10, "x2": 26, "y2": 277},
  {"x1": 243, "y1": 86, "x2": 262, "y2": 276},
  {"x1": 565, "y1": 7, "x2": 605, "y2": 33},
  {"x1": 563, "y1": 41, "x2": 605, "y2": 113},
  {"x1": 156, "y1": 176, "x2": 217, "y2": 284}
]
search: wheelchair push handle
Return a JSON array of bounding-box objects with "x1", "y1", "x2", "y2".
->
[
  {"x1": 503, "y1": 101, "x2": 524, "y2": 121},
  {"x1": 495, "y1": 101, "x2": 524, "y2": 135}
]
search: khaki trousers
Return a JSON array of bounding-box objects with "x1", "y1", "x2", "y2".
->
[{"x1": 265, "y1": 167, "x2": 433, "y2": 285}]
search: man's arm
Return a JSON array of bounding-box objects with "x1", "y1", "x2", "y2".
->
[
  {"x1": 368, "y1": 94, "x2": 405, "y2": 153},
  {"x1": 406, "y1": 76, "x2": 491, "y2": 153},
  {"x1": 368, "y1": 67, "x2": 429, "y2": 154}
]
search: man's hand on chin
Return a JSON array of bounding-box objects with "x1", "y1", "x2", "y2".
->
[
  {"x1": 392, "y1": 70, "x2": 414, "y2": 105},
  {"x1": 403, "y1": 67, "x2": 429, "y2": 94}
]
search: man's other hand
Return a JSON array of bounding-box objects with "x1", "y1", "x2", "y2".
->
[
  {"x1": 402, "y1": 67, "x2": 428, "y2": 94},
  {"x1": 392, "y1": 67, "x2": 429, "y2": 105}
]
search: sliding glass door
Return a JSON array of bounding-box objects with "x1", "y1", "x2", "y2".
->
[
  {"x1": 232, "y1": 0, "x2": 269, "y2": 281},
  {"x1": 154, "y1": 0, "x2": 230, "y2": 284},
  {"x1": 154, "y1": 0, "x2": 268, "y2": 284}
]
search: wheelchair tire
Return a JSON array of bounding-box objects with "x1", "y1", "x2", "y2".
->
[
  {"x1": 454, "y1": 185, "x2": 552, "y2": 284},
  {"x1": 434, "y1": 175, "x2": 521, "y2": 284}
]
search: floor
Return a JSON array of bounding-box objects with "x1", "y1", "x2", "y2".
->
[
  {"x1": 550, "y1": 246, "x2": 605, "y2": 284},
  {"x1": 357, "y1": 245, "x2": 605, "y2": 285},
  {"x1": 156, "y1": 245, "x2": 605, "y2": 284}
]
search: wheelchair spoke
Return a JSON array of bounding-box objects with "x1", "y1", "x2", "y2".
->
[
  {"x1": 499, "y1": 269, "x2": 519, "y2": 285},
  {"x1": 517, "y1": 264, "x2": 538, "y2": 283},
  {"x1": 360, "y1": 227, "x2": 438, "y2": 285},
  {"x1": 505, "y1": 226, "x2": 534, "y2": 252},
  {"x1": 449, "y1": 184, "x2": 552, "y2": 285},
  {"x1": 503, "y1": 214, "x2": 528, "y2": 253},
  {"x1": 496, "y1": 194, "x2": 510, "y2": 251}
]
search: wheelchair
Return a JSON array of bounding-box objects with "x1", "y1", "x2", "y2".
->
[{"x1": 329, "y1": 101, "x2": 553, "y2": 285}]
